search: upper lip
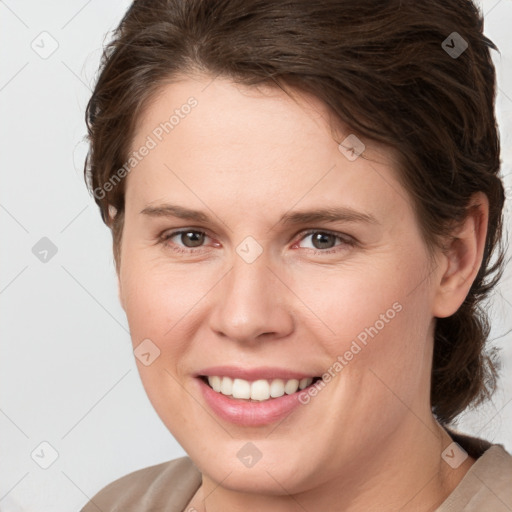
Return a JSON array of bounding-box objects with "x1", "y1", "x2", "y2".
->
[{"x1": 196, "y1": 366, "x2": 318, "y2": 381}]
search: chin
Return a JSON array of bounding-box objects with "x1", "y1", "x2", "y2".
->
[
  {"x1": 205, "y1": 459, "x2": 308, "y2": 495},
  {"x1": 187, "y1": 437, "x2": 317, "y2": 495}
]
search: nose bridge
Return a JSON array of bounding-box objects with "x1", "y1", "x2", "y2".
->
[{"x1": 209, "y1": 249, "x2": 294, "y2": 343}]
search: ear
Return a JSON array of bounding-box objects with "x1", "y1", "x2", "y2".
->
[{"x1": 432, "y1": 192, "x2": 489, "y2": 318}]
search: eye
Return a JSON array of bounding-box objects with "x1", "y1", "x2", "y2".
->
[
  {"x1": 173, "y1": 230, "x2": 206, "y2": 247},
  {"x1": 295, "y1": 230, "x2": 355, "y2": 252},
  {"x1": 158, "y1": 228, "x2": 355, "y2": 255},
  {"x1": 160, "y1": 229, "x2": 213, "y2": 253}
]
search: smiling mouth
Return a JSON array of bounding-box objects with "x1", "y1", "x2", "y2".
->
[{"x1": 200, "y1": 375, "x2": 322, "y2": 402}]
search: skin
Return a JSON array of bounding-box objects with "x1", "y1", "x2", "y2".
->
[{"x1": 117, "y1": 73, "x2": 488, "y2": 511}]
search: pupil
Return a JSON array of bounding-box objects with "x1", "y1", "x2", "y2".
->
[
  {"x1": 313, "y1": 232, "x2": 335, "y2": 249},
  {"x1": 182, "y1": 231, "x2": 204, "y2": 247}
]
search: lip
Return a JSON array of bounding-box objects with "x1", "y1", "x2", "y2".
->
[
  {"x1": 196, "y1": 376, "x2": 310, "y2": 427},
  {"x1": 195, "y1": 365, "x2": 317, "y2": 381}
]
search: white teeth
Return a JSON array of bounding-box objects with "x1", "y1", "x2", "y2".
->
[
  {"x1": 269, "y1": 379, "x2": 285, "y2": 398},
  {"x1": 220, "y1": 376, "x2": 233, "y2": 395},
  {"x1": 299, "y1": 377, "x2": 313, "y2": 390},
  {"x1": 232, "y1": 378, "x2": 251, "y2": 399},
  {"x1": 209, "y1": 375, "x2": 222, "y2": 392},
  {"x1": 206, "y1": 375, "x2": 315, "y2": 401},
  {"x1": 284, "y1": 379, "x2": 299, "y2": 395},
  {"x1": 251, "y1": 379, "x2": 270, "y2": 401}
]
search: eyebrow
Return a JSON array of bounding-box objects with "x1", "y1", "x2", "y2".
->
[
  {"x1": 140, "y1": 203, "x2": 379, "y2": 226},
  {"x1": 279, "y1": 207, "x2": 379, "y2": 226},
  {"x1": 140, "y1": 204, "x2": 209, "y2": 222}
]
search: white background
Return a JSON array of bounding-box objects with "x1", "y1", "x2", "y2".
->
[{"x1": 0, "y1": 1, "x2": 511, "y2": 510}]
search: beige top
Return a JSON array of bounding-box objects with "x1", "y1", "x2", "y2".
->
[{"x1": 81, "y1": 430, "x2": 512, "y2": 511}]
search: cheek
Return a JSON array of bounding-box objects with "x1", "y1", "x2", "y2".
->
[
  {"x1": 296, "y1": 247, "x2": 433, "y2": 403},
  {"x1": 284, "y1": 248, "x2": 427, "y2": 348},
  {"x1": 120, "y1": 254, "x2": 214, "y2": 345},
  {"x1": 119, "y1": 258, "x2": 212, "y2": 431}
]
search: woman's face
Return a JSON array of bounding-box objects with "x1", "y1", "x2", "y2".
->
[{"x1": 119, "y1": 75, "x2": 443, "y2": 493}]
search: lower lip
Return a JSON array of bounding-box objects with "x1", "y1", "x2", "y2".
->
[{"x1": 197, "y1": 378, "x2": 306, "y2": 427}]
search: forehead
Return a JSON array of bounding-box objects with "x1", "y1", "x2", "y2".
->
[
  {"x1": 125, "y1": 75, "x2": 409, "y2": 222},
  {"x1": 133, "y1": 75, "x2": 339, "y2": 157}
]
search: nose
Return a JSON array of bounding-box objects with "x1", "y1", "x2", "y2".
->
[{"x1": 208, "y1": 254, "x2": 295, "y2": 345}]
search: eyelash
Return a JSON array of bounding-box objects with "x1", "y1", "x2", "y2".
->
[{"x1": 158, "y1": 228, "x2": 356, "y2": 256}]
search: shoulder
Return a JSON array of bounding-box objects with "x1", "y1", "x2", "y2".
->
[
  {"x1": 438, "y1": 429, "x2": 512, "y2": 512},
  {"x1": 80, "y1": 456, "x2": 202, "y2": 512}
]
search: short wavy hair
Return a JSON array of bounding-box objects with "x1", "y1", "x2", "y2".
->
[{"x1": 84, "y1": 0, "x2": 506, "y2": 425}]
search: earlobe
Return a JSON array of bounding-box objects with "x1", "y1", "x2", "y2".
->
[{"x1": 432, "y1": 192, "x2": 489, "y2": 318}]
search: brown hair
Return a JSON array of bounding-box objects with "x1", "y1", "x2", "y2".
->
[{"x1": 84, "y1": 0, "x2": 506, "y2": 425}]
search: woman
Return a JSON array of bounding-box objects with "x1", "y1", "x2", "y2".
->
[{"x1": 81, "y1": 0, "x2": 511, "y2": 510}]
